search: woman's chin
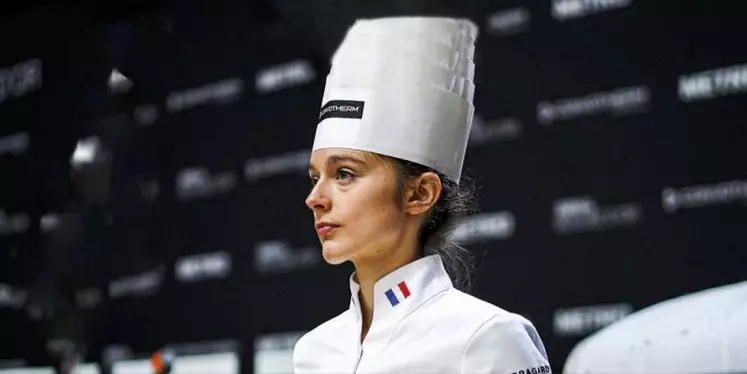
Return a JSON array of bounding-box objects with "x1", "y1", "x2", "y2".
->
[{"x1": 321, "y1": 242, "x2": 351, "y2": 265}]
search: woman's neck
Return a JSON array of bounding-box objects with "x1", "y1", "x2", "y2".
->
[{"x1": 353, "y1": 241, "x2": 420, "y2": 342}]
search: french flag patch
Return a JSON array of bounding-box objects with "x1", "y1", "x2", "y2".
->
[{"x1": 384, "y1": 281, "x2": 411, "y2": 307}]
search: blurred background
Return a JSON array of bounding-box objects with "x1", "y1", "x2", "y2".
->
[{"x1": 1, "y1": 0, "x2": 746, "y2": 373}]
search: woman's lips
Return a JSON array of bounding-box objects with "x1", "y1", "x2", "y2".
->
[{"x1": 316, "y1": 224, "x2": 339, "y2": 236}]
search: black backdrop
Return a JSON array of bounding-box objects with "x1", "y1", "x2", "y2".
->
[{"x1": 1, "y1": 0, "x2": 746, "y2": 372}]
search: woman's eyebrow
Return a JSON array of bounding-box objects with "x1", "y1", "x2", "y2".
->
[
  {"x1": 326, "y1": 155, "x2": 366, "y2": 166},
  {"x1": 308, "y1": 154, "x2": 366, "y2": 173}
]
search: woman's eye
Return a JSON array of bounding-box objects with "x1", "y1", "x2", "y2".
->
[
  {"x1": 336, "y1": 169, "x2": 354, "y2": 180},
  {"x1": 309, "y1": 176, "x2": 319, "y2": 186}
]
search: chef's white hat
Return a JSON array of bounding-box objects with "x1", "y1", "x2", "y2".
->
[
  {"x1": 312, "y1": 16, "x2": 479, "y2": 183},
  {"x1": 348, "y1": 16, "x2": 478, "y2": 47},
  {"x1": 329, "y1": 36, "x2": 476, "y2": 100},
  {"x1": 328, "y1": 51, "x2": 475, "y2": 101},
  {"x1": 563, "y1": 281, "x2": 747, "y2": 374},
  {"x1": 334, "y1": 29, "x2": 477, "y2": 73}
]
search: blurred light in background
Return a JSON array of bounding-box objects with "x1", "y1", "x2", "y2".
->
[
  {"x1": 70, "y1": 137, "x2": 104, "y2": 170},
  {"x1": 253, "y1": 332, "x2": 305, "y2": 374}
]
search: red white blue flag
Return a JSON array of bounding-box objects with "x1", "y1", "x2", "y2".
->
[{"x1": 385, "y1": 281, "x2": 411, "y2": 307}]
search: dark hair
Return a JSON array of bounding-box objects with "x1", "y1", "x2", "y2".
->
[{"x1": 389, "y1": 157, "x2": 480, "y2": 293}]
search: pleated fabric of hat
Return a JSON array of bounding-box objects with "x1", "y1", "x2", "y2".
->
[{"x1": 313, "y1": 17, "x2": 479, "y2": 184}]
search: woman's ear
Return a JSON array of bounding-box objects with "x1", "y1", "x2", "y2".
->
[{"x1": 404, "y1": 172, "x2": 442, "y2": 216}]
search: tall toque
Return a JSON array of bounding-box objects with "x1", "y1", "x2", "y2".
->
[{"x1": 312, "y1": 16, "x2": 479, "y2": 184}]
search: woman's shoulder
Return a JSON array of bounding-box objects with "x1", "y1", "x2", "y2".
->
[
  {"x1": 436, "y1": 287, "x2": 534, "y2": 327},
  {"x1": 439, "y1": 289, "x2": 552, "y2": 372}
]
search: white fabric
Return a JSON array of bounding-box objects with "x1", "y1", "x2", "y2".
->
[
  {"x1": 351, "y1": 16, "x2": 479, "y2": 43},
  {"x1": 330, "y1": 34, "x2": 474, "y2": 78},
  {"x1": 332, "y1": 36, "x2": 475, "y2": 80},
  {"x1": 563, "y1": 281, "x2": 747, "y2": 374},
  {"x1": 293, "y1": 255, "x2": 551, "y2": 374},
  {"x1": 327, "y1": 57, "x2": 474, "y2": 101},
  {"x1": 313, "y1": 16, "x2": 478, "y2": 183},
  {"x1": 342, "y1": 26, "x2": 476, "y2": 52},
  {"x1": 314, "y1": 84, "x2": 473, "y2": 182}
]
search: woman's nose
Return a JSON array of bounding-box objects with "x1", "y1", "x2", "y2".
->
[{"x1": 305, "y1": 184, "x2": 331, "y2": 212}]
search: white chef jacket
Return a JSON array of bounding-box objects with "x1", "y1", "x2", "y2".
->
[{"x1": 293, "y1": 254, "x2": 551, "y2": 374}]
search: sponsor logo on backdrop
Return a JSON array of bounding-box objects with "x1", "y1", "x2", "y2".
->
[
  {"x1": 469, "y1": 115, "x2": 522, "y2": 146},
  {"x1": 175, "y1": 251, "x2": 232, "y2": 283},
  {"x1": 103, "y1": 345, "x2": 134, "y2": 364},
  {"x1": 0, "y1": 209, "x2": 30, "y2": 236},
  {"x1": 487, "y1": 7, "x2": 531, "y2": 36},
  {"x1": 46, "y1": 338, "x2": 76, "y2": 358},
  {"x1": 0, "y1": 58, "x2": 42, "y2": 106},
  {"x1": 244, "y1": 149, "x2": 310, "y2": 181},
  {"x1": 140, "y1": 180, "x2": 160, "y2": 202},
  {"x1": 255, "y1": 331, "x2": 305, "y2": 351},
  {"x1": 163, "y1": 339, "x2": 241, "y2": 360},
  {"x1": 164, "y1": 340, "x2": 239, "y2": 356},
  {"x1": 538, "y1": 86, "x2": 650, "y2": 125},
  {"x1": 40, "y1": 212, "x2": 60, "y2": 233},
  {"x1": 552, "y1": 196, "x2": 642, "y2": 234},
  {"x1": 256, "y1": 59, "x2": 317, "y2": 94},
  {"x1": 70, "y1": 136, "x2": 107, "y2": 169},
  {"x1": 678, "y1": 63, "x2": 747, "y2": 103},
  {"x1": 176, "y1": 167, "x2": 237, "y2": 202},
  {"x1": 75, "y1": 288, "x2": 102, "y2": 310},
  {"x1": 108, "y1": 266, "x2": 165, "y2": 299},
  {"x1": 0, "y1": 132, "x2": 30, "y2": 156},
  {"x1": 134, "y1": 104, "x2": 159, "y2": 127},
  {"x1": 552, "y1": 0, "x2": 632, "y2": 21},
  {"x1": 166, "y1": 77, "x2": 244, "y2": 113},
  {"x1": 254, "y1": 332, "x2": 306, "y2": 374},
  {"x1": 26, "y1": 304, "x2": 53, "y2": 321},
  {"x1": 108, "y1": 68, "x2": 132, "y2": 93},
  {"x1": 254, "y1": 240, "x2": 320, "y2": 274},
  {"x1": 0, "y1": 283, "x2": 27, "y2": 309},
  {"x1": 554, "y1": 303, "x2": 633, "y2": 336},
  {"x1": 662, "y1": 179, "x2": 747, "y2": 213},
  {"x1": 450, "y1": 211, "x2": 516, "y2": 243}
]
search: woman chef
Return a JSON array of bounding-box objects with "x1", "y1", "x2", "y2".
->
[{"x1": 293, "y1": 16, "x2": 552, "y2": 374}]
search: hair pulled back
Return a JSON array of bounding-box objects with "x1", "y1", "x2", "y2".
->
[{"x1": 389, "y1": 157, "x2": 480, "y2": 293}]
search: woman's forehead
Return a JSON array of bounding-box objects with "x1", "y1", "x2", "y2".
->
[{"x1": 310, "y1": 148, "x2": 381, "y2": 165}]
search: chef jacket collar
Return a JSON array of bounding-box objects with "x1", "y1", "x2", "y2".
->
[{"x1": 348, "y1": 255, "x2": 453, "y2": 348}]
